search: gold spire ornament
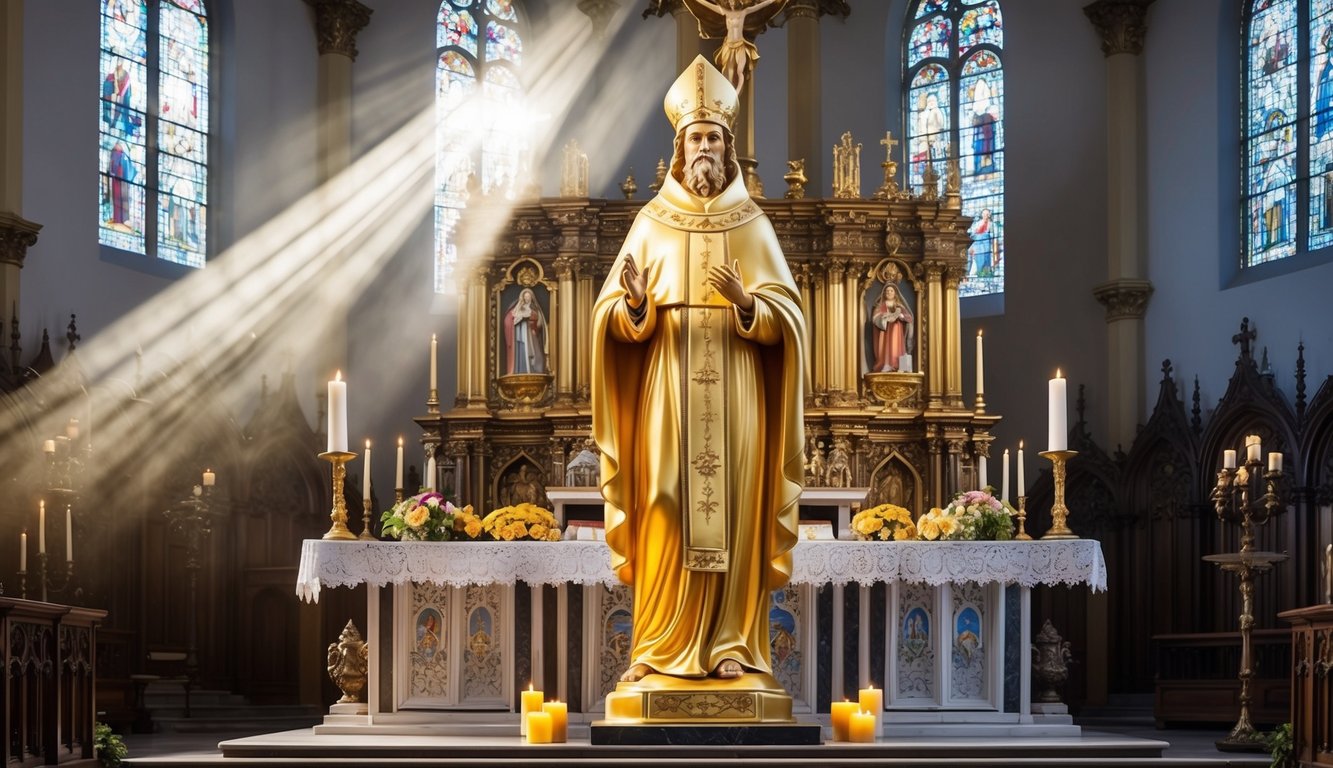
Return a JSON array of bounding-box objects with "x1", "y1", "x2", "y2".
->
[
  {"x1": 783, "y1": 159, "x2": 807, "y2": 199},
  {"x1": 873, "y1": 131, "x2": 902, "y2": 201},
  {"x1": 832, "y1": 131, "x2": 861, "y2": 199}
]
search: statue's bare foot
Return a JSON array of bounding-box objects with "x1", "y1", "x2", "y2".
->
[
  {"x1": 712, "y1": 659, "x2": 744, "y2": 679},
  {"x1": 620, "y1": 663, "x2": 655, "y2": 683}
]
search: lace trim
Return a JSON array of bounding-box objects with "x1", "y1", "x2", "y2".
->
[{"x1": 296, "y1": 539, "x2": 1107, "y2": 603}]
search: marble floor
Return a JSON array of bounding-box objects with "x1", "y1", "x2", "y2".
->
[{"x1": 118, "y1": 722, "x2": 1275, "y2": 767}]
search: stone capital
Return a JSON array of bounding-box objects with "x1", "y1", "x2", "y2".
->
[
  {"x1": 578, "y1": 0, "x2": 621, "y2": 40},
  {"x1": 1092, "y1": 278, "x2": 1153, "y2": 322},
  {"x1": 0, "y1": 211, "x2": 42, "y2": 269},
  {"x1": 307, "y1": 0, "x2": 373, "y2": 60},
  {"x1": 1083, "y1": 0, "x2": 1153, "y2": 57}
]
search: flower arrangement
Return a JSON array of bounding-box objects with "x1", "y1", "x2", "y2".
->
[
  {"x1": 917, "y1": 490, "x2": 1014, "y2": 542},
  {"x1": 380, "y1": 492, "x2": 465, "y2": 541},
  {"x1": 851, "y1": 503, "x2": 917, "y2": 541},
  {"x1": 480, "y1": 502, "x2": 563, "y2": 542}
]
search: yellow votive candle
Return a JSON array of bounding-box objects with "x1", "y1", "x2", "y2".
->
[
  {"x1": 830, "y1": 700, "x2": 858, "y2": 742},
  {"x1": 849, "y1": 710, "x2": 876, "y2": 743},
  {"x1": 858, "y1": 684, "x2": 883, "y2": 736},
  {"x1": 542, "y1": 700, "x2": 568, "y2": 743},
  {"x1": 519, "y1": 684, "x2": 543, "y2": 736},
  {"x1": 526, "y1": 711, "x2": 553, "y2": 744}
]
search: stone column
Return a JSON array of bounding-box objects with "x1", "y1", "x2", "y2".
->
[
  {"x1": 664, "y1": 0, "x2": 712, "y2": 73},
  {"x1": 306, "y1": 0, "x2": 370, "y2": 394},
  {"x1": 575, "y1": 255, "x2": 596, "y2": 402},
  {"x1": 1085, "y1": 0, "x2": 1153, "y2": 452},
  {"x1": 780, "y1": 0, "x2": 830, "y2": 194},
  {"x1": 0, "y1": 0, "x2": 40, "y2": 322},
  {"x1": 552, "y1": 255, "x2": 576, "y2": 410}
]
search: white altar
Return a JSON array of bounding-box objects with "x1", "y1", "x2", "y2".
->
[{"x1": 297, "y1": 539, "x2": 1105, "y2": 734}]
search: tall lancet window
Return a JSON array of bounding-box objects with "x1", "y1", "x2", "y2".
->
[
  {"x1": 100, "y1": 0, "x2": 210, "y2": 268},
  {"x1": 1244, "y1": 0, "x2": 1333, "y2": 267},
  {"x1": 904, "y1": 0, "x2": 1005, "y2": 298},
  {"x1": 435, "y1": 0, "x2": 526, "y2": 294}
]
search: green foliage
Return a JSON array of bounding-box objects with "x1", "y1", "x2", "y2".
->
[
  {"x1": 1267, "y1": 722, "x2": 1293, "y2": 768},
  {"x1": 94, "y1": 721, "x2": 128, "y2": 768}
]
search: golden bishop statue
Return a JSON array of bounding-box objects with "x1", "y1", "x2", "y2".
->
[{"x1": 592, "y1": 56, "x2": 806, "y2": 723}]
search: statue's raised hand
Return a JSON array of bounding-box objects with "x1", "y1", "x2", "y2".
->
[
  {"x1": 706, "y1": 259, "x2": 755, "y2": 312},
  {"x1": 620, "y1": 253, "x2": 649, "y2": 307}
]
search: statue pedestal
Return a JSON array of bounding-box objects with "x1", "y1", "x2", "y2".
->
[
  {"x1": 603, "y1": 672, "x2": 794, "y2": 724},
  {"x1": 590, "y1": 720, "x2": 823, "y2": 745}
]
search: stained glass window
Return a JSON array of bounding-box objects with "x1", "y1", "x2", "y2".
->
[
  {"x1": 905, "y1": 0, "x2": 1005, "y2": 298},
  {"x1": 1243, "y1": 0, "x2": 1333, "y2": 266},
  {"x1": 99, "y1": 0, "x2": 209, "y2": 267},
  {"x1": 435, "y1": 0, "x2": 525, "y2": 293}
]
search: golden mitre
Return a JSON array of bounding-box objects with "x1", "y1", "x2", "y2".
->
[{"x1": 664, "y1": 54, "x2": 738, "y2": 133}]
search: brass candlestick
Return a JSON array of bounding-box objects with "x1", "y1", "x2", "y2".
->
[
  {"x1": 1207, "y1": 451, "x2": 1287, "y2": 752},
  {"x1": 1038, "y1": 450, "x2": 1079, "y2": 540},
  {"x1": 427, "y1": 388, "x2": 440, "y2": 414},
  {"x1": 1014, "y1": 496, "x2": 1032, "y2": 541},
  {"x1": 358, "y1": 498, "x2": 376, "y2": 541},
  {"x1": 395, "y1": 487, "x2": 405, "y2": 504},
  {"x1": 320, "y1": 451, "x2": 359, "y2": 540}
]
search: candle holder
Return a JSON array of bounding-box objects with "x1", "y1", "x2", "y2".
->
[
  {"x1": 19, "y1": 552, "x2": 77, "y2": 603},
  {"x1": 1037, "y1": 450, "x2": 1079, "y2": 540},
  {"x1": 319, "y1": 451, "x2": 359, "y2": 541},
  {"x1": 1207, "y1": 453, "x2": 1288, "y2": 752},
  {"x1": 427, "y1": 388, "x2": 440, "y2": 415},
  {"x1": 1014, "y1": 496, "x2": 1032, "y2": 541},
  {"x1": 358, "y1": 498, "x2": 376, "y2": 541},
  {"x1": 395, "y1": 487, "x2": 405, "y2": 504},
  {"x1": 974, "y1": 392, "x2": 986, "y2": 415},
  {"x1": 164, "y1": 484, "x2": 218, "y2": 689}
]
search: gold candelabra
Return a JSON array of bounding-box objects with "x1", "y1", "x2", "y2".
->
[
  {"x1": 320, "y1": 451, "x2": 359, "y2": 540},
  {"x1": 1014, "y1": 495, "x2": 1032, "y2": 541},
  {"x1": 1038, "y1": 450, "x2": 1079, "y2": 539},
  {"x1": 1206, "y1": 446, "x2": 1287, "y2": 752}
]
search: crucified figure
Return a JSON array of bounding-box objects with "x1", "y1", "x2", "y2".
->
[{"x1": 687, "y1": 0, "x2": 786, "y2": 95}]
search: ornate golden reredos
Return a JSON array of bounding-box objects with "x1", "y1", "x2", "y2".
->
[{"x1": 664, "y1": 55, "x2": 738, "y2": 133}]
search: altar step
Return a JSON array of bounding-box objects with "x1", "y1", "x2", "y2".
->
[
  {"x1": 140, "y1": 685, "x2": 321, "y2": 734},
  {"x1": 116, "y1": 726, "x2": 1270, "y2": 767},
  {"x1": 1075, "y1": 693, "x2": 1159, "y2": 727}
]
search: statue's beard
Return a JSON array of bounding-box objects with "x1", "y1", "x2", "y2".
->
[{"x1": 685, "y1": 154, "x2": 727, "y2": 198}]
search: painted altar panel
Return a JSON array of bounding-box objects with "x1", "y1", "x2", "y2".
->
[
  {"x1": 888, "y1": 581, "x2": 939, "y2": 705},
  {"x1": 944, "y1": 581, "x2": 1002, "y2": 708},
  {"x1": 395, "y1": 582, "x2": 513, "y2": 710},
  {"x1": 582, "y1": 584, "x2": 816, "y2": 714}
]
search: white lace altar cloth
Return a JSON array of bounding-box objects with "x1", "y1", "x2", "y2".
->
[{"x1": 296, "y1": 539, "x2": 1106, "y2": 603}]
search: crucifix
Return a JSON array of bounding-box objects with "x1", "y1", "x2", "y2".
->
[{"x1": 873, "y1": 131, "x2": 902, "y2": 201}]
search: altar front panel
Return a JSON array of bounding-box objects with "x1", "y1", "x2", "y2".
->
[{"x1": 393, "y1": 583, "x2": 514, "y2": 710}]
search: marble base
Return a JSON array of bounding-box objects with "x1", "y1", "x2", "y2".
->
[
  {"x1": 1031, "y1": 702, "x2": 1068, "y2": 715},
  {"x1": 328, "y1": 702, "x2": 367, "y2": 715},
  {"x1": 590, "y1": 721, "x2": 823, "y2": 745},
  {"x1": 605, "y1": 672, "x2": 793, "y2": 723}
]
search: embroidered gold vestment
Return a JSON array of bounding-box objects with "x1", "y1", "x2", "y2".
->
[{"x1": 592, "y1": 165, "x2": 805, "y2": 678}]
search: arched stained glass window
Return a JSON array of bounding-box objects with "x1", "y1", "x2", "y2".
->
[
  {"x1": 100, "y1": 0, "x2": 209, "y2": 268},
  {"x1": 1243, "y1": 0, "x2": 1333, "y2": 267},
  {"x1": 435, "y1": 0, "x2": 525, "y2": 294},
  {"x1": 905, "y1": 0, "x2": 1005, "y2": 298}
]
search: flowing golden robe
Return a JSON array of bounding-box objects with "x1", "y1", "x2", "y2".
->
[{"x1": 592, "y1": 165, "x2": 805, "y2": 678}]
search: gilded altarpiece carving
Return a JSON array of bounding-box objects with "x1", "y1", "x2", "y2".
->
[
  {"x1": 428, "y1": 194, "x2": 995, "y2": 521},
  {"x1": 395, "y1": 583, "x2": 512, "y2": 710}
]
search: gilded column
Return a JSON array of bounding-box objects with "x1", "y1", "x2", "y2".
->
[
  {"x1": 925, "y1": 262, "x2": 945, "y2": 411},
  {"x1": 1085, "y1": 0, "x2": 1153, "y2": 452},
  {"x1": 553, "y1": 255, "x2": 576, "y2": 409},
  {"x1": 0, "y1": 1, "x2": 39, "y2": 320},
  {"x1": 944, "y1": 265, "x2": 964, "y2": 408},
  {"x1": 576, "y1": 255, "x2": 596, "y2": 403},
  {"x1": 794, "y1": 263, "x2": 814, "y2": 397},
  {"x1": 826, "y1": 257, "x2": 847, "y2": 399},
  {"x1": 843, "y1": 260, "x2": 863, "y2": 402},
  {"x1": 454, "y1": 266, "x2": 473, "y2": 406},
  {"x1": 812, "y1": 264, "x2": 827, "y2": 402},
  {"x1": 472, "y1": 268, "x2": 489, "y2": 406}
]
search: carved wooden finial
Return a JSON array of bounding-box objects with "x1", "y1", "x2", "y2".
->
[{"x1": 1231, "y1": 317, "x2": 1257, "y2": 362}]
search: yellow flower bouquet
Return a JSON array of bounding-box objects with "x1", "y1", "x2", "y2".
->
[
  {"x1": 851, "y1": 503, "x2": 917, "y2": 541},
  {"x1": 479, "y1": 502, "x2": 563, "y2": 542}
]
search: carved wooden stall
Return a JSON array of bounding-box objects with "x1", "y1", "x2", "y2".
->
[{"x1": 1025, "y1": 320, "x2": 1333, "y2": 723}]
